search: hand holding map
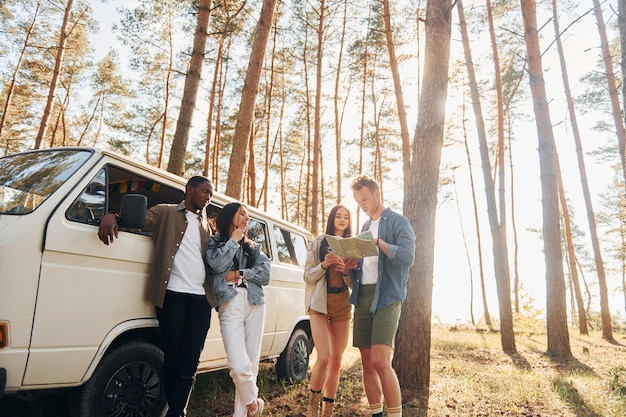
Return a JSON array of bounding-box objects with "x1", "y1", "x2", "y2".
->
[{"x1": 324, "y1": 231, "x2": 378, "y2": 258}]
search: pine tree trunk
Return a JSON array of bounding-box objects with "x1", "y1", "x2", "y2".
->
[
  {"x1": 462, "y1": 122, "x2": 491, "y2": 326},
  {"x1": 552, "y1": 0, "x2": 602, "y2": 335},
  {"x1": 35, "y1": 0, "x2": 73, "y2": 149},
  {"x1": 457, "y1": 0, "x2": 509, "y2": 336},
  {"x1": 382, "y1": 0, "x2": 411, "y2": 192},
  {"x1": 556, "y1": 155, "x2": 588, "y2": 334},
  {"x1": 168, "y1": 0, "x2": 213, "y2": 176},
  {"x1": 485, "y1": 2, "x2": 512, "y2": 319},
  {"x1": 225, "y1": 0, "x2": 277, "y2": 200},
  {"x1": 311, "y1": 0, "x2": 325, "y2": 235},
  {"x1": 333, "y1": 0, "x2": 348, "y2": 205},
  {"x1": 204, "y1": 35, "x2": 224, "y2": 179},
  {"x1": 591, "y1": 0, "x2": 617, "y2": 342},
  {"x1": 521, "y1": 0, "x2": 571, "y2": 358},
  {"x1": 395, "y1": 0, "x2": 452, "y2": 393}
]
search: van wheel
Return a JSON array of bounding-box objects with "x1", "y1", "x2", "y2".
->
[
  {"x1": 275, "y1": 328, "x2": 310, "y2": 383},
  {"x1": 74, "y1": 341, "x2": 166, "y2": 417}
]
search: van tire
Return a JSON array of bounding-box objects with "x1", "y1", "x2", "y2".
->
[
  {"x1": 74, "y1": 341, "x2": 166, "y2": 417},
  {"x1": 275, "y1": 328, "x2": 310, "y2": 383}
]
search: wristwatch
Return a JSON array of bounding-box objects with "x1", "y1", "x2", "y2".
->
[{"x1": 239, "y1": 270, "x2": 245, "y2": 278}]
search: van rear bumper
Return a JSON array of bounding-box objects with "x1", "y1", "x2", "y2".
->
[{"x1": 0, "y1": 368, "x2": 6, "y2": 400}]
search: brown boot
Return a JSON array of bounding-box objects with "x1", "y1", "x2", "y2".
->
[
  {"x1": 321, "y1": 397, "x2": 335, "y2": 417},
  {"x1": 306, "y1": 390, "x2": 322, "y2": 417}
]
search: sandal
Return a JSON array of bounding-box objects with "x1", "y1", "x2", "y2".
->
[{"x1": 246, "y1": 398, "x2": 265, "y2": 417}]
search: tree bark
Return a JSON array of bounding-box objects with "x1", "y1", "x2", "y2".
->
[
  {"x1": 462, "y1": 116, "x2": 491, "y2": 326},
  {"x1": 333, "y1": 0, "x2": 348, "y2": 205},
  {"x1": 520, "y1": 0, "x2": 571, "y2": 358},
  {"x1": 556, "y1": 154, "x2": 588, "y2": 334},
  {"x1": 621, "y1": 0, "x2": 626, "y2": 142},
  {"x1": 552, "y1": 0, "x2": 599, "y2": 335},
  {"x1": 458, "y1": 0, "x2": 510, "y2": 335},
  {"x1": 0, "y1": 0, "x2": 41, "y2": 147},
  {"x1": 35, "y1": 0, "x2": 73, "y2": 149},
  {"x1": 168, "y1": 0, "x2": 213, "y2": 176},
  {"x1": 310, "y1": 0, "x2": 325, "y2": 235},
  {"x1": 591, "y1": 0, "x2": 617, "y2": 342},
  {"x1": 395, "y1": 0, "x2": 452, "y2": 393},
  {"x1": 225, "y1": 0, "x2": 277, "y2": 200},
  {"x1": 382, "y1": 0, "x2": 411, "y2": 194}
]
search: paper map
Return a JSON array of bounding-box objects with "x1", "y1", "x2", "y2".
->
[{"x1": 324, "y1": 231, "x2": 378, "y2": 258}]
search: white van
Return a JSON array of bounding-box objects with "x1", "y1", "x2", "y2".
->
[{"x1": 0, "y1": 147, "x2": 313, "y2": 417}]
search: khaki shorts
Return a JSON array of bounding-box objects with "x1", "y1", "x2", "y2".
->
[
  {"x1": 309, "y1": 291, "x2": 352, "y2": 322},
  {"x1": 353, "y1": 284, "x2": 401, "y2": 348}
]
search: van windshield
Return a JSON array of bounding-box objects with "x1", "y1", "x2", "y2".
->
[{"x1": 0, "y1": 149, "x2": 92, "y2": 214}]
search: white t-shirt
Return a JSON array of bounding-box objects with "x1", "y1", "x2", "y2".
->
[
  {"x1": 361, "y1": 217, "x2": 380, "y2": 285},
  {"x1": 167, "y1": 210, "x2": 206, "y2": 295}
]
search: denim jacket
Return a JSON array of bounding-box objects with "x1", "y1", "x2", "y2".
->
[
  {"x1": 205, "y1": 234, "x2": 271, "y2": 307},
  {"x1": 348, "y1": 207, "x2": 415, "y2": 313}
]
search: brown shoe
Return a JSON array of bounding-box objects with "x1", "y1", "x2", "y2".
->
[{"x1": 306, "y1": 390, "x2": 322, "y2": 417}]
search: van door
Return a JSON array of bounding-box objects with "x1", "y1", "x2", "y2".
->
[{"x1": 24, "y1": 166, "x2": 157, "y2": 385}]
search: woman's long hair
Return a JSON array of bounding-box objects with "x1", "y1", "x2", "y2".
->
[
  {"x1": 324, "y1": 205, "x2": 352, "y2": 237},
  {"x1": 214, "y1": 202, "x2": 255, "y2": 263}
]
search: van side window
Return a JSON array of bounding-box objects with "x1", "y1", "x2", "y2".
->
[
  {"x1": 273, "y1": 226, "x2": 307, "y2": 267},
  {"x1": 66, "y1": 165, "x2": 184, "y2": 230},
  {"x1": 248, "y1": 218, "x2": 271, "y2": 259},
  {"x1": 105, "y1": 166, "x2": 184, "y2": 211}
]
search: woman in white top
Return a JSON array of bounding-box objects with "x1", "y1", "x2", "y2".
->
[{"x1": 303, "y1": 205, "x2": 357, "y2": 417}]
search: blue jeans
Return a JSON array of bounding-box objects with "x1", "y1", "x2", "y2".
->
[{"x1": 156, "y1": 290, "x2": 212, "y2": 417}]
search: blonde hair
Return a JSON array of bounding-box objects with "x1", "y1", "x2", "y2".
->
[{"x1": 351, "y1": 175, "x2": 380, "y2": 193}]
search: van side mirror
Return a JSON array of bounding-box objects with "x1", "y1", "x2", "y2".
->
[{"x1": 118, "y1": 194, "x2": 147, "y2": 229}]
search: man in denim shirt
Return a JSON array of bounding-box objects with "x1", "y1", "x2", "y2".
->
[{"x1": 349, "y1": 175, "x2": 415, "y2": 417}]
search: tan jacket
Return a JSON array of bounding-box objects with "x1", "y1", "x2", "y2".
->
[
  {"x1": 303, "y1": 235, "x2": 352, "y2": 314},
  {"x1": 144, "y1": 201, "x2": 217, "y2": 308}
]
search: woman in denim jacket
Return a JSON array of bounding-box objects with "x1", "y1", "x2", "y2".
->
[{"x1": 206, "y1": 202, "x2": 270, "y2": 417}]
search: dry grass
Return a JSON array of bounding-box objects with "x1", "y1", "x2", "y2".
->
[
  {"x1": 186, "y1": 325, "x2": 626, "y2": 416},
  {"x1": 2, "y1": 326, "x2": 625, "y2": 416}
]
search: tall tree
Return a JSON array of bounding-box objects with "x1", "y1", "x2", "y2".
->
[
  {"x1": 551, "y1": 0, "x2": 601, "y2": 335},
  {"x1": 167, "y1": 0, "x2": 213, "y2": 176},
  {"x1": 621, "y1": 0, "x2": 626, "y2": 146},
  {"x1": 0, "y1": 0, "x2": 41, "y2": 144},
  {"x1": 225, "y1": 0, "x2": 278, "y2": 200},
  {"x1": 485, "y1": 5, "x2": 510, "y2": 319},
  {"x1": 310, "y1": 0, "x2": 326, "y2": 235},
  {"x1": 591, "y1": 0, "x2": 617, "y2": 341},
  {"x1": 462, "y1": 110, "x2": 491, "y2": 326},
  {"x1": 457, "y1": 0, "x2": 510, "y2": 340},
  {"x1": 332, "y1": 0, "x2": 349, "y2": 204},
  {"x1": 556, "y1": 153, "x2": 588, "y2": 334},
  {"x1": 382, "y1": 0, "x2": 411, "y2": 194},
  {"x1": 520, "y1": 0, "x2": 571, "y2": 358},
  {"x1": 396, "y1": 0, "x2": 452, "y2": 393},
  {"x1": 204, "y1": 1, "x2": 244, "y2": 184},
  {"x1": 34, "y1": 0, "x2": 73, "y2": 149}
]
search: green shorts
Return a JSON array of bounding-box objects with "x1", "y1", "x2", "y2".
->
[{"x1": 353, "y1": 284, "x2": 402, "y2": 348}]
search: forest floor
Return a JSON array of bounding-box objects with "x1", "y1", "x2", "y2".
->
[
  {"x1": 185, "y1": 324, "x2": 626, "y2": 416},
  {"x1": 2, "y1": 325, "x2": 626, "y2": 416}
]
